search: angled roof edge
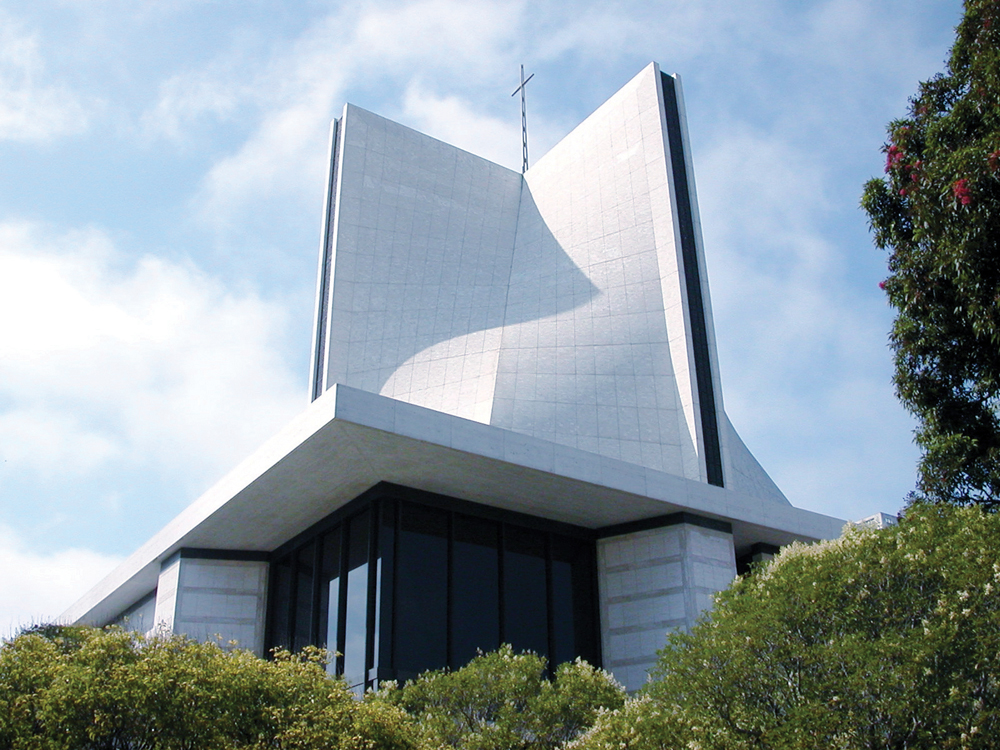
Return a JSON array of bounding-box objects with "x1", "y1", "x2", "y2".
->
[{"x1": 63, "y1": 384, "x2": 845, "y2": 628}]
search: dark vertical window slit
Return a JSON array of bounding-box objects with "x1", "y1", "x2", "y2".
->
[
  {"x1": 660, "y1": 72, "x2": 724, "y2": 487},
  {"x1": 311, "y1": 118, "x2": 340, "y2": 401},
  {"x1": 446, "y1": 510, "x2": 454, "y2": 669},
  {"x1": 336, "y1": 523, "x2": 349, "y2": 676},
  {"x1": 365, "y1": 504, "x2": 379, "y2": 689},
  {"x1": 497, "y1": 523, "x2": 506, "y2": 645},
  {"x1": 287, "y1": 555, "x2": 299, "y2": 651},
  {"x1": 544, "y1": 533, "x2": 555, "y2": 675}
]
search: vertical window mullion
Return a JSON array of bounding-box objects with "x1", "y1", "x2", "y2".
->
[
  {"x1": 446, "y1": 510, "x2": 454, "y2": 669},
  {"x1": 390, "y1": 499, "x2": 399, "y2": 674},
  {"x1": 376, "y1": 498, "x2": 397, "y2": 682},
  {"x1": 498, "y1": 523, "x2": 506, "y2": 646},
  {"x1": 545, "y1": 533, "x2": 555, "y2": 674},
  {"x1": 590, "y1": 540, "x2": 603, "y2": 668},
  {"x1": 336, "y1": 523, "x2": 349, "y2": 676},
  {"x1": 263, "y1": 560, "x2": 279, "y2": 654},
  {"x1": 287, "y1": 553, "x2": 299, "y2": 651},
  {"x1": 319, "y1": 526, "x2": 342, "y2": 675},
  {"x1": 365, "y1": 500, "x2": 379, "y2": 690},
  {"x1": 311, "y1": 540, "x2": 323, "y2": 647}
]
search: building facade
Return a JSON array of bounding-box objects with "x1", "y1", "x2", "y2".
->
[{"x1": 63, "y1": 63, "x2": 845, "y2": 693}]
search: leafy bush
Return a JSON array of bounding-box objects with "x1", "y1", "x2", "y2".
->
[
  {"x1": 373, "y1": 644, "x2": 625, "y2": 750},
  {"x1": 576, "y1": 503, "x2": 1000, "y2": 750},
  {"x1": 0, "y1": 626, "x2": 416, "y2": 750}
]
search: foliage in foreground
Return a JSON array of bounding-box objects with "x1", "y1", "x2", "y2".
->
[
  {"x1": 576, "y1": 503, "x2": 1000, "y2": 750},
  {"x1": 0, "y1": 627, "x2": 621, "y2": 750},
  {"x1": 0, "y1": 627, "x2": 415, "y2": 750},
  {"x1": 861, "y1": 0, "x2": 1000, "y2": 507},
  {"x1": 372, "y1": 645, "x2": 625, "y2": 750},
  {"x1": 10, "y1": 506, "x2": 1000, "y2": 749}
]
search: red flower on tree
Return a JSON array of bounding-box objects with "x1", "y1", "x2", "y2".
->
[
  {"x1": 952, "y1": 178, "x2": 972, "y2": 205},
  {"x1": 885, "y1": 144, "x2": 905, "y2": 172}
]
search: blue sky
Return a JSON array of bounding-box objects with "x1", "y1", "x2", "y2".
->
[{"x1": 0, "y1": 0, "x2": 962, "y2": 632}]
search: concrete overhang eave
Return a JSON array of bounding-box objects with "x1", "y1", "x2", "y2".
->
[{"x1": 61, "y1": 384, "x2": 846, "y2": 627}]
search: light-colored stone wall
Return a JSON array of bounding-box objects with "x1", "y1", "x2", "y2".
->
[
  {"x1": 153, "y1": 555, "x2": 268, "y2": 656},
  {"x1": 324, "y1": 104, "x2": 523, "y2": 425},
  {"x1": 315, "y1": 65, "x2": 704, "y2": 483},
  {"x1": 494, "y1": 63, "x2": 696, "y2": 477},
  {"x1": 313, "y1": 63, "x2": 789, "y2": 504},
  {"x1": 598, "y1": 522, "x2": 736, "y2": 692}
]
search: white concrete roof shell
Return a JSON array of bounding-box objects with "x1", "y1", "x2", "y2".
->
[
  {"x1": 313, "y1": 62, "x2": 784, "y2": 500},
  {"x1": 63, "y1": 384, "x2": 844, "y2": 628}
]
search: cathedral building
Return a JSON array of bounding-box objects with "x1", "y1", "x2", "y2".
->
[{"x1": 63, "y1": 63, "x2": 844, "y2": 693}]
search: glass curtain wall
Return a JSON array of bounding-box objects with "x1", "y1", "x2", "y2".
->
[{"x1": 266, "y1": 486, "x2": 599, "y2": 690}]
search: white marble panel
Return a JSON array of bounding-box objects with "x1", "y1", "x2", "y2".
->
[
  {"x1": 153, "y1": 555, "x2": 180, "y2": 632},
  {"x1": 598, "y1": 522, "x2": 735, "y2": 692},
  {"x1": 154, "y1": 556, "x2": 269, "y2": 656},
  {"x1": 310, "y1": 64, "x2": 789, "y2": 505}
]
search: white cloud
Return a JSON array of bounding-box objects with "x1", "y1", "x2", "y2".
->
[
  {"x1": 696, "y1": 126, "x2": 841, "y2": 346},
  {"x1": 0, "y1": 409, "x2": 119, "y2": 475},
  {"x1": 0, "y1": 524, "x2": 121, "y2": 637},
  {"x1": 694, "y1": 120, "x2": 920, "y2": 519},
  {"x1": 185, "y1": 0, "x2": 532, "y2": 230},
  {"x1": 116, "y1": 0, "x2": 950, "y2": 524},
  {"x1": 0, "y1": 0, "x2": 959, "y2": 635},
  {"x1": 189, "y1": 15, "x2": 351, "y2": 230},
  {"x1": 402, "y1": 82, "x2": 524, "y2": 170},
  {"x1": 195, "y1": 98, "x2": 337, "y2": 231},
  {"x1": 0, "y1": 221, "x2": 303, "y2": 491},
  {"x1": 141, "y1": 62, "x2": 248, "y2": 145},
  {"x1": 353, "y1": 0, "x2": 520, "y2": 66},
  {"x1": 0, "y1": 14, "x2": 88, "y2": 142},
  {"x1": 179, "y1": 0, "x2": 934, "y2": 515}
]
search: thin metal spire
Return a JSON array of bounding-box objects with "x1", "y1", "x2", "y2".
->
[{"x1": 511, "y1": 64, "x2": 534, "y2": 173}]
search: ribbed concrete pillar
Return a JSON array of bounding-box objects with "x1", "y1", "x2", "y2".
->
[
  {"x1": 153, "y1": 550, "x2": 269, "y2": 656},
  {"x1": 598, "y1": 518, "x2": 736, "y2": 691}
]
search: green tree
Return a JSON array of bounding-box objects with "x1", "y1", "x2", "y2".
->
[
  {"x1": 373, "y1": 645, "x2": 625, "y2": 750},
  {"x1": 861, "y1": 0, "x2": 1000, "y2": 507},
  {"x1": 0, "y1": 626, "x2": 417, "y2": 750},
  {"x1": 575, "y1": 504, "x2": 1000, "y2": 750}
]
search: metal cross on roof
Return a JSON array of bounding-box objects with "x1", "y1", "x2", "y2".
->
[{"x1": 511, "y1": 64, "x2": 535, "y2": 173}]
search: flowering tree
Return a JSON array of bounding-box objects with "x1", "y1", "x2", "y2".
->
[
  {"x1": 576, "y1": 503, "x2": 1000, "y2": 750},
  {"x1": 861, "y1": 0, "x2": 1000, "y2": 508}
]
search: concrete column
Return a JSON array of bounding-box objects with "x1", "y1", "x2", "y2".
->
[
  {"x1": 598, "y1": 518, "x2": 736, "y2": 692},
  {"x1": 153, "y1": 551, "x2": 269, "y2": 656}
]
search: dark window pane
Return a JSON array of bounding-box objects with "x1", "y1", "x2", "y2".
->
[
  {"x1": 550, "y1": 558, "x2": 574, "y2": 666},
  {"x1": 270, "y1": 555, "x2": 293, "y2": 651},
  {"x1": 293, "y1": 542, "x2": 315, "y2": 651},
  {"x1": 264, "y1": 487, "x2": 600, "y2": 684},
  {"x1": 451, "y1": 515, "x2": 499, "y2": 667},
  {"x1": 376, "y1": 501, "x2": 396, "y2": 676},
  {"x1": 344, "y1": 510, "x2": 370, "y2": 688},
  {"x1": 319, "y1": 528, "x2": 341, "y2": 674},
  {"x1": 551, "y1": 536, "x2": 597, "y2": 666},
  {"x1": 503, "y1": 527, "x2": 548, "y2": 658},
  {"x1": 394, "y1": 503, "x2": 448, "y2": 675}
]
